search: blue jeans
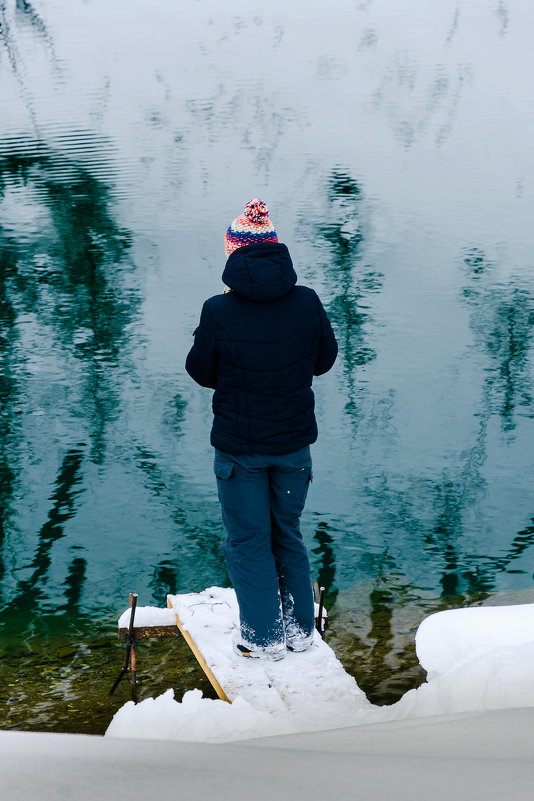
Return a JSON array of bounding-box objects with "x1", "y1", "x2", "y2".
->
[{"x1": 214, "y1": 446, "x2": 315, "y2": 649}]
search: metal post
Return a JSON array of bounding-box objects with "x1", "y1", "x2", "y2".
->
[
  {"x1": 109, "y1": 592, "x2": 139, "y2": 700},
  {"x1": 317, "y1": 586, "x2": 326, "y2": 639},
  {"x1": 129, "y1": 593, "x2": 138, "y2": 703}
]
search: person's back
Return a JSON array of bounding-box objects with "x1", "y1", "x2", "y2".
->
[
  {"x1": 186, "y1": 241, "x2": 337, "y2": 455},
  {"x1": 186, "y1": 199, "x2": 337, "y2": 660}
]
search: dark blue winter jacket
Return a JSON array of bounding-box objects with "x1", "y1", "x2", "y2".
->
[{"x1": 185, "y1": 242, "x2": 338, "y2": 455}]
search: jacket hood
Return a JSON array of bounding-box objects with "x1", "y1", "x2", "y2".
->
[{"x1": 222, "y1": 242, "x2": 297, "y2": 302}]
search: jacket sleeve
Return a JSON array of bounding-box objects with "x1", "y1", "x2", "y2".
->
[
  {"x1": 314, "y1": 294, "x2": 338, "y2": 376},
  {"x1": 185, "y1": 302, "x2": 218, "y2": 389}
]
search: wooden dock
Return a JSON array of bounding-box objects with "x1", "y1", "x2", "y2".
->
[{"x1": 167, "y1": 587, "x2": 368, "y2": 725}]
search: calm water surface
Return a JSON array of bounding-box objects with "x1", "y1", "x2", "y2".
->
[{"x1": 1, "y1": 0, "x2": 534, "y2": 731}]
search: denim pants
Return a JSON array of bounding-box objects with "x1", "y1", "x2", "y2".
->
[{"x1": 214, "y1": 446, "x2": 315, "y2": 649}]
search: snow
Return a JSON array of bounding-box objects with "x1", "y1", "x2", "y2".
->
[
  {"x1": 106, "y1": 688, "x2": 295, "y2": 743},
  {"x1": 106, "y1": 589, "x2": 534, "y2": 744},
  {"x1": 109, "y1": 587, "x2": 366, "y2": 742},
  {"x1": 382, "y1": 605, "x2": 534, "y2": 721},
  {"x1": 117, "y1": 600, "x2": 324, "y2": 631},
  {"x1": 117, "y1": 606, "x2": 177, "y2": 629},
  {"x1": 415, "y1": 603, "x2": 534, "y2": 674},
  {"x1": 5, "y1": 708, "x2": 534, "y2": 801},
  {"x1": 167, "y1": 588, "x2": 356, "y2": 721}
]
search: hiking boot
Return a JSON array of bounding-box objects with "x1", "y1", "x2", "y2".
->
[
  {"x1": 286, "y1": 633, "x2": 315, "y2": 653},
  {"x1": 232, "y1": 641, "x2": 286, "y2": 662}
]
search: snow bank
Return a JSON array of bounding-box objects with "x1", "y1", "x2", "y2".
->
[
  {"x1": 385, "y1": 604, "x2": 534, "y2": 721},
  {"x1": 415, "y1": 603, "x2": 534, "y2": 674},
  {"x1": 105, "y1": 688, "x2": 294, "y2": 743},
  {"x1": 389, "y1": 641, "x2": 534, "y2": 721},
  {"x1": 106, "y1": 596, "x2": 534, "y2": 743}
]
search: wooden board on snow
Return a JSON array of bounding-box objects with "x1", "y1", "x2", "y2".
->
[{"x1": 167, "y1": 587, "x2": 368, "y2": 727}]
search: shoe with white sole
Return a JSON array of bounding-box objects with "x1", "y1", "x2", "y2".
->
[{"x1": 232, "y1": 641, "x2": 286, "y2": 662}]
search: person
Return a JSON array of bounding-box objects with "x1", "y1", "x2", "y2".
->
[{"x1": 185, "y1": 199, "x2": 338, "y2": 661}]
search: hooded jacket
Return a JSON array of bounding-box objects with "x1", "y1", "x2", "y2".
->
[{"x1": 185, "y1": 242, "x2": 338, "y2": 455}]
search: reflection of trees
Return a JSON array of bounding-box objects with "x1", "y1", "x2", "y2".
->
[
  {"x1": 62, "y1": 556, "x2": 87, "y2": 613},
  {"x1": 315, "y1": 169, "x2": 383, "y2": 429},
  {"x1": 494, "y1": 1, "x2": 510, "y2": 37},
  {"x1": 370, "y1": 16, "x2": 473, "y2": 148},
  {"x1": 308, "y1": 233, "x2": 534, "y2": 704},
  {"x1": 162, "y1": 392, "x2": 187, "y2": 437},
  {"x1": 363, "y1": 469, "x2": 496, "y2": 601},
  {"x1": 327, "y1": 567, "x2": 431, "y2": 705},
  {"x1": 135, "y1": 445, "x2": 229, "y2": 597},
  {"x1": 0, "y1": 239, "x2": 21, "y2": 588},
  {"x1": 363, "y1": 455, "x2": 534, "y2": 604},
  {"x1": 496, "y1": 517, "x2": 534, "y2": 568},
  {"x1": 0, "y1": 140, "x2": 139, "y2": 618},
  {"x1": 1, "y1": 1, "x2": 57, "y2": 66},
  {"x1": 397, "y1": 248, "x2": 534, "y2": 596},
  {"x1": 427, "y1": 474, "x2": 493, "y2": 597},
  {"x1": 1, "y1": 1, "x2": 59, "y2": 125},
  {"x1": 462, "y1": 247, "x2": 534, "y2": 432},
  {"x1": 0, "y1": 142, "x2": 138, "y2": 462},
  {"x1": 150, "y1": 558, "x2": 179, "y2": 607},
  {"x1": 0, "y1": 447, "x2": 85, "y2": 621},
  {"x1": 304, "y1": 169, "x2": 384, "y2": 641},
  {"x1": 308, "y1": 232, "x2": 534, "y2": 700},
  {"x1": 310, "y1": 519, "x2": 338, "y2": 608},
  {"x1": 370, "y1": 249, "x2": 534, "y2": 600},
  {"x1": 331, "y1": 503, "x2": 534, "y2": 704},
  {"x1": 329, "y1": 544, "x2": 510, "y2": 704}
]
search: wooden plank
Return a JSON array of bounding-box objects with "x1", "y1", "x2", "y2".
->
[
  {"x1": 166, "y1": 588, "x2": 367, "y2": 728},
  {"x1": 118, "y1": 625, "x2": 180, "y2": 641},
  {"x1": 167, "y1": 596, "x2": 231, "y2": 703}
]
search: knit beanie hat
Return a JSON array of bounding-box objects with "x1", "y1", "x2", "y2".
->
[{"x1": 224, "y1": 199, "x2": 278, "y2": 256}]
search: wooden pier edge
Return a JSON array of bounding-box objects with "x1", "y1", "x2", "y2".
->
[
  {"x1": 118, "y1": 624, "x2": 179, "y2": 641},
  {"x1": 167, "y1": 595, "x2": 231, "y2": 704}
]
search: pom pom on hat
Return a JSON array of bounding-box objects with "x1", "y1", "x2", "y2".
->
[
  {"x1": 225, "y1": 198, "x2": 278, "y2": 256},
  {"x1": 243, "y1": 198, "x2": 269, "y2": 223}
]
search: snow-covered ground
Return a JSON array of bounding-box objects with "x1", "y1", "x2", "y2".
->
[
  {"x1": 107, "y1": 590, "x2": 534, "y2": 744},
  {"x1": 2, "y1": 707, "x2": 534, "y2": 801},
  {"x1": 3, "y1": 596, "x2": 534, "y2": 799}
]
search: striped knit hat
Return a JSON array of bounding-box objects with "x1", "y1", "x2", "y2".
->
[{"x1": 224, "y1": 199, "x2": 278, "y2": 256}]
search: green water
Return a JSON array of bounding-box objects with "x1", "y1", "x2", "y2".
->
[{"x1": 1, "y1": 0, "x2": 534, "y2": 732}]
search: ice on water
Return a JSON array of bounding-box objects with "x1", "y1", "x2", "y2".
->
[{"x1": 106, "y1": 589, "x2": 534, "y2": 743}]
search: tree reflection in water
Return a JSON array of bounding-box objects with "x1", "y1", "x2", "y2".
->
[
  {"x1": 1, "y1": 0, "x2": 60, "y2": 127},
  {"x1": 303, "y1": 169, "x2": 383, "y2": 614},
  {"x1": 317, "y1": 169, "x2": 382, "y2": 430},
  {"x1": 311, "y1": 518, "x2": 338, "y2": 609},
  {"x1": 0, "y1": 447, "x2": 85, "y2": 622},
  {"x1": 462, "y1": 247, "x2": 534, "y2": 432},
  {"x1": 0, "y1": 259, "x2": 18, "y2": 589},
  {"x1": 368, "y1": 246, "x2": 534, "y2": 600},
  {"x1": 0, "y1": 140, "x2": 139, "y2": 620},
  {"x1": 320, "y1": 242, "x2": 534, "y2": 703},
  {"x1": 0, "y1": 142, "x2": 137, "y2": 458}
]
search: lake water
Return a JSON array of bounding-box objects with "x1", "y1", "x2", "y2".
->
[{"x1": 1, "y1": 0, "x2": 534, "y2": 732}]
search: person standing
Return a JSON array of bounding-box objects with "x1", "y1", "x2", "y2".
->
[{"x1": 186, "y1": 199, "x2": 337, "y2": 661}]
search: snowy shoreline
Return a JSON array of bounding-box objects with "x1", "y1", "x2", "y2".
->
[
  {"x1": 3, "y1": 599, "x2": 534, "y2": 799},
  {"x1": 108, "y1": 592, "x2": 534, "y2": 744},
  {"x1": 2, "y1": 707, "x2": 534, "y2": 801}
]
